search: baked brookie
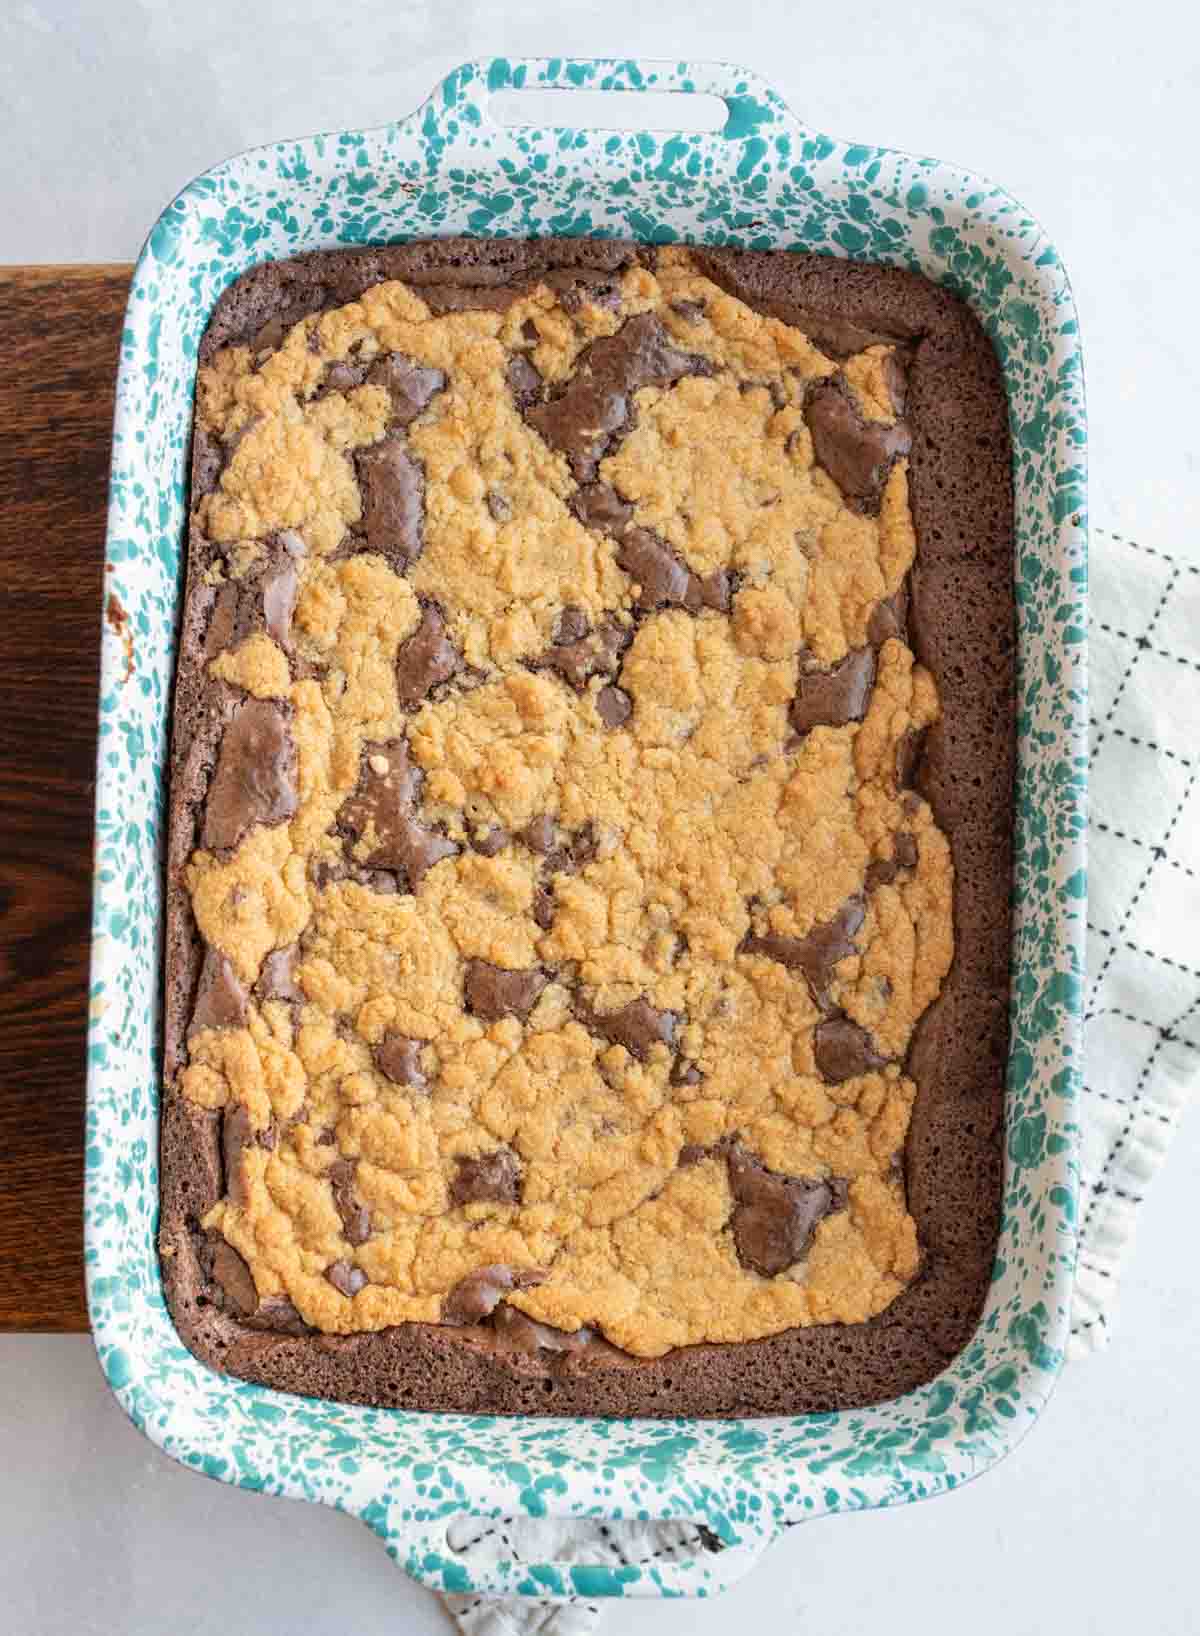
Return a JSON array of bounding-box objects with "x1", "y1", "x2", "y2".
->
[{"x1": 158, "y1": 238, "x2": 1013, "y2": 1416}]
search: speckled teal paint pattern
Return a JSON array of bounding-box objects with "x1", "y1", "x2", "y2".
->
[{"x1": 87, "y1": 57, "x2": 1086, "y2": 1602}]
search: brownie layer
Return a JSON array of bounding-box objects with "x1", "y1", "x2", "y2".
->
[{"x1": 159, "y1": 238, "x2": 1012, "y2": 1416}]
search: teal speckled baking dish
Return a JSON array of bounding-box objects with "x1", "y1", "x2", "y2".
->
[{"x1": 86, "y1": 57, "x2": 1086, "y2": 1601}]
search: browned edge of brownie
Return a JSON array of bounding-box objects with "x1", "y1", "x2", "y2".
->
[{"x1": 158, "y1": 238, "x2": 1013, "y2": 1418}]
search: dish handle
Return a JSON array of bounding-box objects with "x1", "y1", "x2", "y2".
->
[
  {"x1": 408, "y1": 55, "x2": 812, "y2": 161},
  {"x1": 368, "y1": 1502, "x2": 780, "y2": 1601}
]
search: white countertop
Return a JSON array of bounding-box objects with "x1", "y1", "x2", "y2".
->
[{"x1": 3, "y1": 2, "x2": 1198, "y2": 1631}]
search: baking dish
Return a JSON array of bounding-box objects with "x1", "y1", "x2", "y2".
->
[{"x1": 87, "y1": 56, "x2": 1086, "y2": 1601}]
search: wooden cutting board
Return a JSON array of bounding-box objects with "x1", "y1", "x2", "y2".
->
[{"x1": 0, "y1": 264, "x2": 133, "y2": 1330}]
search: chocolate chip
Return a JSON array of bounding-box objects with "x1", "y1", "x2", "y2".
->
[
  {"x1": 742, "y1": 895, "x2": 865, "y2": 1010},
  {"x1": 338, "y1": 739, "x2": 458, "y2": 890},
  {"x1": 526, "y1": 313, "x2": 711, "y2": 481},
  {"x1": 532, "y1": 887, "x2": 555, "y2": 930},
  {"x1": 803, "y1": 379, "x2": 911, "y2": 510},
  {"x1": 678, "y1": 1142, "x2": 708, "y2": 1165},
  {"x1": 865, "y1": 832, "x2": 919, "y2": 892},
  {"x1": 450, "y1": 1148, "x2": 522, "y2": 1207},
  {"x1": 486, "y1": 490, "x2": 512, "y2": 522},
  {"x1": 554, "y1": 605, "x2": 590, "y2": 645},
  {"x1": 671, "y1": 1061, "x2": 703, "y2": 1088},
  {"x1": 261, "y1": 559, "x2": 298, "y2": 649},
  {"x1": 577, "y1": 996, "x2": 679, "y2": 1059},
  {"x1": 596, "y1": 685, "x2": 632, "y2": 728},
  {"x1": 867, "y1": 585, "x2": 909, "y2": 647},
  {"x1": 521, "y1": 318, "x2": 539, "y2": 344},
  {"x1": 356, "y1": 436, "x2": 425, "y2": 568},
  {"x1": 202, "y1": 698, "x2": 298, "y2": 851},
  {"x1": 864, "y1": 857, "x2": 898, "y2": 892},
  {"x1": 522, "y1": 815, "x2": 557, "y2": 854},
  {"x1": 328, "y1": 1159, "x2": 372, "y2": 1245},
  {"x1": 532, "y1": 619, "x2": 629, "y2": 690},
  {"x1": 373, "y1": 1032, "x2": 428, "y2": 1089},
  {"x1": 726, "y1": 1144, "x2": 844, "y2": 1276},
  {"x1": 189, "y1": 946, "x2": 249, "y2": 1035},
  {"x1": 812, "y1": 1016, "x2": 888, "y2": 1083},
  {"x1": 507, "y1": 354, "x2": 543, "y2": 411},
  {"x1": 366, "y1": 353, "x2": 446, "y2": 425},
  {"x1": 257, "y1": 943, "x2": 303, "y2": 1003},
  {"x1": 325, "y1": 1260, "x2": 367, "y2": 1297},
  {"x1": 670, "y1": 298, "x2": 706, "y2": 323},
  {"x1": 395, "y1": 602, "x2": 459, "y2": 710},
  {"x1": 210, "y1": 1241, "x2": 259, "y2": 1316},
  {"x1": 473, "y1": 825, "x2": 509, "y2": 857},
  {"x1": 571, "y1": 483, "x2": 634, "y2": 535},
  {"x1": 895, "y1": 832, "x2": 919, "y2": 870},
  {"x1": 464, "y1": 960, "x2": 548, "y2": 1023},
  {"x1": 790, "y1": 648, "x2": 877, "y2": 735},
  {"x1": 441, "y1": 1264, "x2": 546, "y2": 1325}
]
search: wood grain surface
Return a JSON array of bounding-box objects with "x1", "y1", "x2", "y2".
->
[{"x1": 0, "y1": 265, "x2": 132, "y2": 1330}]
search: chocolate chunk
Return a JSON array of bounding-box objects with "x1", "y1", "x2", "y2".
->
[
  {"x1": 323, "y1": 359, "x2": 369, "y2": 393},
  {"x1": 768, "y1": 307, "x2": 906, "y2": 359},
  {"x1": 543, "y1": 268, "x2": 623, "y2": 315},
  {"x1": 464, "y1": 960, "x2": 548, "y2": 1023},
  {"x1": 813, "y1": 1016, "x2": 888, "y2": 1083},
  {"x1": 189, "y1": 946, "x2": 249, "y2": 1035},
  {"x1": 678, "y1": 1142, "x2": 708, "y2": 1166},
  {"x1": 373, "y1": 1031, "x2": 428, "y2": 1089},
  {"x1": 211, "y1": 1241, "x2": 259, "y2": 1316},
  {"x1": 338, "y1": 739, "x2": 458, "y2": 890},
  {"x1": 791, "y1": 648, "x2": 876, "y2": 735},
  {"x1": 507, "y1": 354, "x2": 543, "y2": 410},
  {"x1": 532, "y1": 887, "x2": 555, "y2": 930},
  {"x1": 671, "y1": 298, "x2": 706, "y2": 323},
  {"x1": 221, "y1": 1105, "x2": 253, "y2": 1209},
  {"x1": 203, "y1": 582, "x2": 251, "y2": 661},
  {"x1": 578, "y1": 996, "x2": 679, "y2": 1059},
  {"x1": 671, "y1": 1061, "x2": 703, "y2": 1088},
  {"x1": 356, "y1": 435, "x2": 424, "y2": 568},
  {"x1": 395, "y1": 603, "x2": 459, "y2": 710},
  {"x1": 527, "y1": 313, "x2": 710, "y2": 481},
  {"x1": 261, "y1": 559, "x2": 298, "y2": 648},
  {"x1": 742, "y1": 895, "x2": 865, "y2": 1010},
  {"x1": 257, "y1": 943, "x2": 303, "y2": 1003},
  {"x1": 882, "y1": 349, "x2": 909, "y2": 416},
  {"x1": 192, "y1": 426, "x2": 224, "y2": 494},
  {"x1": 472, "y1": 825, "x2": 509, "y2": 857},
  {"x1": 326, "y1": 1260, "x2": 367, "y2": 1298},
  {"x1": 726, "y1": 1144, "x2": 844, "y2": 1276},
  {"x1": 441, "y1": 1264, "x2": 546, "y2": 1325},
  {"x1": 865, "y1": 833, "x2": 919, "y2": 892},
  {"x1": 571, "y1": 482, "x2": 634, "y2": 535},
  {"x1": 328, "y1": 1159, "x2": 372, "y2": 1246},
  {"x1": 522, "y1": 814, "x2": 557, "y2": 854},
  {"x1": 616, "y1": 528, "x2": 701, "y2": 612},
  {"x1": 596, "y1": 685, "x2": 632, "y2": 728},
  {"x1": 895, "y1": 726, "x2": 927, "y2": 789},
  {"x1": 554, "y1": 605, "x2": 590, "y2": 645},
  {"x1": 491, "y1": 1304, "x2": 609, "y2": 1354},
  {"x1": 533, "y1": 619, "x2": 628, "y2": 690},
  {"x1": 803, "y1": 379, "x2": 911, "y2": 510},
  {"x1": 700, "y1": 569, "x2": 734, "y2": 614},
  {"x1": 247, "y1": 1295, "x2": 309, "y2": 1336},
  {"x1": 486, "y1": 490, "x2": 512, "y2": 522},
  {"x1": 867, "y1": 585, "x2": 909, "y2": 646},
  {"x1": 202, "y1": 698, "x2": 297, "y2": 851},
  {"x1": 450, "y1": 1148, "x2": 522, "y2": 1207},
  {"x1": 366, "y1": 352, "x2": 446, "y2": 425}
]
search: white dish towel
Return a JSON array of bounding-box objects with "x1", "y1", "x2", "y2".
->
[{"x1": 442, "y1": 524, "x2": 1200, "y2": 1636}]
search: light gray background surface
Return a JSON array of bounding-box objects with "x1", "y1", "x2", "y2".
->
[{"x1": 2, "y1": 2, "x2": 1198, "y2": 1632}]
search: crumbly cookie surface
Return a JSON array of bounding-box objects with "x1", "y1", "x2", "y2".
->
[{"x1": 177, "y1": 248, "x2": 953, "y2": 1359}]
